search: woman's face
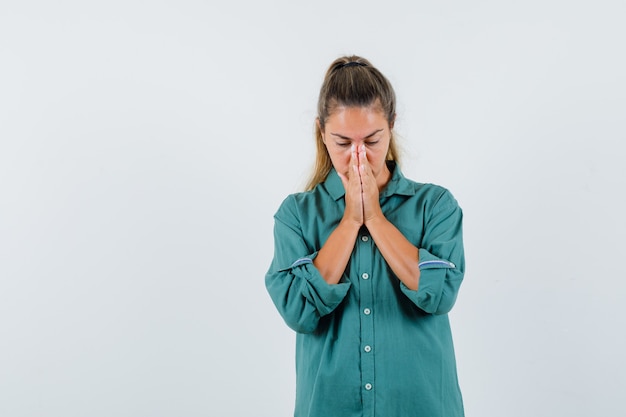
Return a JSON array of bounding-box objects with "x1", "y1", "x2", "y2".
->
[{"x1": 321, "y1": 104, "x2": 393, "y2": 190}]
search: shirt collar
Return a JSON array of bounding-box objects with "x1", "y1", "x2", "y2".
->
[{"x1": 324, "y1": 161, "x2": 415, "y2": 201}]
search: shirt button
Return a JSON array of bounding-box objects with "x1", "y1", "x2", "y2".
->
[
  {"x1": 365, "y1": 383, "x2": 373, "y2": 390},
  {"x1": 361, "y1": 235, "x2": 369, "y2": 242},
  {"x1": 364, "y1": 345, "x2": 371, "y2": 353},
  {"x1": 363, "y1": 308, "x2": 371, "y2": 315},
  {"x1": 361, "y1": 272, "x2": 369, "y2": 280}
]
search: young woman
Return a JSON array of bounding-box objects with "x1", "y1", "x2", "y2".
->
[{"x1": 266, "y1": 55, "x2": 465, "y2": 417}]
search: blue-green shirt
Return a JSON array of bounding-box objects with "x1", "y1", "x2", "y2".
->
[{"x1": 266, "y1": 163, "x2": 465, "y2": 417}]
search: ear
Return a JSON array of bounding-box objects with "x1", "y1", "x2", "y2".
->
[{"x1": 389, "y1": 113, "x2": 396, "y2": 130}]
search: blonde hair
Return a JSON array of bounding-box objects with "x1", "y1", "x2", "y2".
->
[{"x1": 305, "y1": 55, "x2": 400, "y2": 191}]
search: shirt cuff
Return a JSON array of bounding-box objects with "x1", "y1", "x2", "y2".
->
[
  {"x1": 399, "y1": 248, "x2": 456, "y2": 313},
  {"x1": 282, "y1": 253, "x2": 351, "y2": 317}
]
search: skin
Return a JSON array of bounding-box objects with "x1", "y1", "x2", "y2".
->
[{"x1": 313, "y1": 104, "x2": 422, "y2": 291}]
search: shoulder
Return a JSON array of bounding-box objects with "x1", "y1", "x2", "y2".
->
[
  {"x1": 276, "y1": 188, "x2": 317, "y2": 210},
  {"x1": 388, "y1": 163, "x2": 459, "y2": 207},
  {"x1": 403, "y1": 177, "x2": 459, "y2": 206},
  {"x1": 274, "y1": 187, "x2": 326, "y2": 221},
  {"x1": 393, "y1": 177, "x2": 463, "y2": 223}
]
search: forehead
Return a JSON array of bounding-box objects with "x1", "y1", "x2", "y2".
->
[{"x1": 325, "y1": 105, "x2": 388, "y2": 136}]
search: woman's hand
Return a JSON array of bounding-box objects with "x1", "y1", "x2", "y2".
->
[
  {"x1": 357, "y1": 145, "x2": 383, "y2": 225},
  {"x1": 338, "y1": 145, "x2": 364, "y2": 226}
]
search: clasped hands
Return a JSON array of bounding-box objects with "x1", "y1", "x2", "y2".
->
[{"x1": 337, "y1": 144, "x2": 384, "y2": 227}]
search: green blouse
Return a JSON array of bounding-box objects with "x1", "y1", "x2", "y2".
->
[{"x1": 266, "y1": 163, "x2": 465, "y2": 417}]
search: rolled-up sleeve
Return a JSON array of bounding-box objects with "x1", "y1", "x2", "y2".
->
[
  {"x1": 265, "y1": 196, "x2": 351, "y2": 333},
  {"x1": 400, "y1": 190, "x2": 465, "y2": 315}
]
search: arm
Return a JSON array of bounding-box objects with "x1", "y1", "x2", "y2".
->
[
  {"x1": 312, "y1": 219, "x2": 360, "y2": 284},
  {"x1": 400, "y1": 190, "x2": 465, "y2": 315},
  {"x1": 359, "y1": 146, "x2": 464, "y2": 314},
  {"x1": 313, "y1": 146, "x2": 363, "y2": 284},
  {"x1": 366, "y1": 187, "x2": 464, "y2": 314},
  {"x1": 265, "y1": 196, "x2": 351, "y2": 333},
  {"x1": 365, "y1": 216, "x2": 421, "y2": 290}
]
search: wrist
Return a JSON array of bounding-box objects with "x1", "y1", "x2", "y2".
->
[
  {"x1": 339, "y1": 216, "x2": 363, "y2": 233},
  {"x1": 364, "y1": 211, "x2": 385, "y2": 228}
]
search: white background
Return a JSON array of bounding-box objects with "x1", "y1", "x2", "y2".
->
[{"x1": 1, "y1": 1, "x2": 625, "y2": 416}]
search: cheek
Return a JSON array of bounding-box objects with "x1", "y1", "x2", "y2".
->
[
  {"x1": 366, "y1": 150, "x2": 388, "y2": 171},
  {"x1": 330, "y1": 148, "x2": 351, "y2": 164},
  {"x1": 365, "y1": 149, "x2": 382, "y2": 164}
]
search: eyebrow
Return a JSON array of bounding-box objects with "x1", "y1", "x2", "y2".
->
[{"x1": 330, "y1": 129, "x2": 384, "y2": 141}]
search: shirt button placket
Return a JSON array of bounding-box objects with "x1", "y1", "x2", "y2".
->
[{"x1": 358, "y1": 232, "x2": 375, "y2": 415}]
